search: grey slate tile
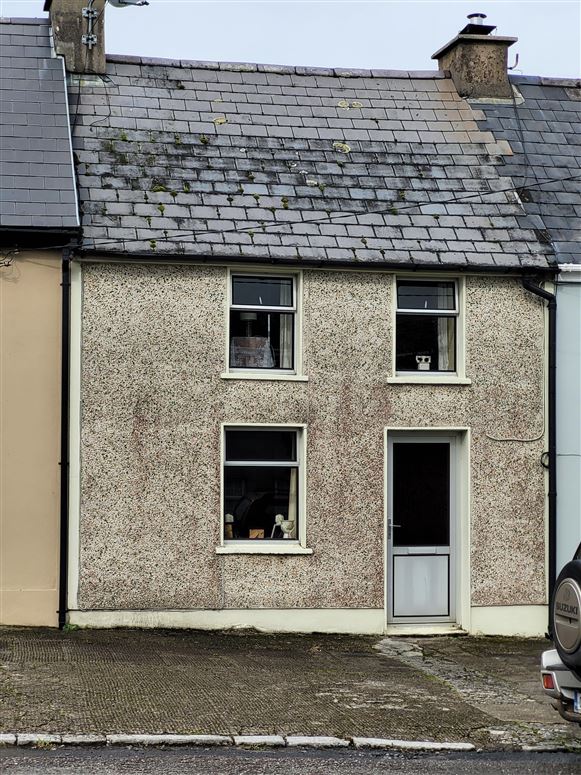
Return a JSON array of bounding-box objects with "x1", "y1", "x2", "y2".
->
[
  {"x1": 0, "y1": 21, "x2": 78, "y2": 230},
  {"x1": 479, "y1": 78, "x2": 581, "y2": 264},
  {"x1": 42, "y1": 50, "x2": 558, "y2": 268}
]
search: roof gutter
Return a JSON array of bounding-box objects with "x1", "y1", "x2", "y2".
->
[
  {"x1": 522, "y1": 276, "x2": 557, "y2": 633},
  {"x1": 0, "y1": 229, "x2": 79, "y2": 250}
]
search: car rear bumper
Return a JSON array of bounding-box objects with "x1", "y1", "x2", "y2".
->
[{"x1": 541, "y1": 649, "x2": 581, "y2": 724}]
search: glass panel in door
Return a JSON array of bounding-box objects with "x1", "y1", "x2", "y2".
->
[
  {"x1": 393, "y1": 443, "x2": 450, "y2": 547},
  {"x1": 389, "y1": 439, "x2": 455, "y2": 622}
]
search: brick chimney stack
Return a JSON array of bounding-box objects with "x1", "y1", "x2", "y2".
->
[
  {"x1": 44, "y1": 0, "x2": 107, "y2": 74},
  {"x1": 432, "y1": 13, "x2": 517, "y2": 99}
]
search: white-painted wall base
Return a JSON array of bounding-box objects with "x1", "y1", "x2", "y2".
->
[
  {"x1": 69, "y1": 605, "x2": 548, "y2": 636},
  {"x1": 68, "y1": 608, "x2": 386, "y2": 634},
  {"x1": 469, "y1": 605, "x2": 548, "y2": 637}
]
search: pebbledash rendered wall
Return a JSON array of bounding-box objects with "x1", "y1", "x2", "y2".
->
[{"x1": 71, "y1": 261, "x2": 547, "y2": 634}]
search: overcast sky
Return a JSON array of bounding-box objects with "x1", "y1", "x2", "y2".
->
[{"x1": 1, "y1": 0, "x2": 579, "y2": 77}]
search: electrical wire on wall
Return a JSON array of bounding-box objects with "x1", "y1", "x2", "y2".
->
[
  {"x1": 69, "y1": 0, "x2": 115, "y2": 137},
  {"x1": 0, "y1": 249, "x2": 18, "y2": 268},
  {"x1": 483, "y1": 293, "x2": 547, "y2": 445},
  {"x1": 479, "y1": 74, "x2": 557, "y2": 451}
]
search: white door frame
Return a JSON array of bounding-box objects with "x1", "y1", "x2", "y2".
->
[{"x1": 383, "y1": 427, "x2": 471, "y2": 632}]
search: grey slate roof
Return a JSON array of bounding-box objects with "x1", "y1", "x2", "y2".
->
[
  {"x1": 478, "y1": 75, "x2": 581, "y2": 265},
  {"x1": 0, "y1": 18, "x2": 79, "y2": 231},
  {"x1": 71, "y1": 56, "x2": 554, "y2": 269}
]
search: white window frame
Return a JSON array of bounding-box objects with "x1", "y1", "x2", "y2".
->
[
  {"x1": 216, "y1": 423, "x2": 312, "y2": 555},
  {"x1": 388, "y1": 275, "x2": 471, "y2": 385},
  {"x1": 222, "y1": 269, "x2": 307, "y2": 381}
]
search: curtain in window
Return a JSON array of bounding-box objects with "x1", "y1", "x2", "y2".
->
[
  {"x1": 437, "y1": 319, "x2": 452, "y2": 370},
  {"x1": 437, "y1": 285, "x2": 453, "y2": 370},
  {"x1": 279, "y1": 281, "x2": 293, "y2": 369},
  {"x1": 287, "y1": 468, "x2": 298, "y2": 539}
]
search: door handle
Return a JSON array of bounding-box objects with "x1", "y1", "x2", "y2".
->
[{"x1": 388, "y1": 519, "x2": 401, "y2": 539}]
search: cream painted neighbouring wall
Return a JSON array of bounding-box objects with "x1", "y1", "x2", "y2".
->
[
  {"x1": 0, "y1": 252, "x2": 61, "y2": 626},
  {"x1": 75, "y1": 263, "x2": 547, "y2": 625}
]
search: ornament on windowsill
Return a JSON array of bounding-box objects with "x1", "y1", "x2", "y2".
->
[
  {"x1": 224, "y1": 513, "x2": 234, "y2": 540},
  {"x1": 281, "y1": 520, "x2": 296, "y2": 540},
  {"x1": 416, "y1": 355, "x2": 431, "y2": 371},
  {"x1": 270, "y1": 514, "x2": 284, "y2": 539}
]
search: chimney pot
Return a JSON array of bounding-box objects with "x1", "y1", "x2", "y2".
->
[{"x1": 460, "y1": 12, "x2": 497, "y2": 37}]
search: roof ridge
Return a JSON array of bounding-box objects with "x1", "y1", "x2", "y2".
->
[
  {"x1": 105, "y1": 53, "x2": 446, "y2": 79},
  {"x1": 510, "y1": 74, "x2": 581, "y2": 88},
  {"x1": 539, "y1": 76, "x2": 581, "y2": 88},
  {"x1": 0, "y1": 17, "x2": 49, "y2": 25}
]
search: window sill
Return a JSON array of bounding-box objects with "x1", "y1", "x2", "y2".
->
[
  {"x1": 387, "y1": 376, "x2": 472, "y2": 385},
  {"x1": 221, "y1": 372, "x2": 309, "y2": 382},
  {"x1": 216, "y1": 544, "x2": 313, "y2": 555}
]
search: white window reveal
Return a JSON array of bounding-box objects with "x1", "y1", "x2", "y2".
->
[
  {"x1": 223, "y1": 427, "x2": 301, "y2": 543},
  {"x1": 229, "y1": 275, "x2": 296, "y2": 372},
  {"x1": 396, "y1": 280, "x2": 458, "y2": 374}
]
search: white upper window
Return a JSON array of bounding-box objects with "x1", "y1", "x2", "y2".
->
[
  {"x1": 229, "y1": 274, "x2": 296, "y2": 372},
  {"x1": 395, "y1": 280, "x2": 459, "y2": 374}
]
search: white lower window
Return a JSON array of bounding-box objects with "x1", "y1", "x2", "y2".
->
[{"x1": 223, "y1": 427, "x2": 302, "y2": 542}]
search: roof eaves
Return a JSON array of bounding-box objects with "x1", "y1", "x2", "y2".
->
[
  {"x1": 75, "y1": 248, "x2": 556, "y2": 274},
  {"x1": 0, "y1": 227, "x2": 80, "y2": 251}
]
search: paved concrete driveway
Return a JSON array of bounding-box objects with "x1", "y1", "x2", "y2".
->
[{"x1": 0, "y1": 628, "x2": 579, "y2": 750}]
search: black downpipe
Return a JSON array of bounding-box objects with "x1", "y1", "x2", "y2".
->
[
  {"x1": 58, "y1": 250, "x2": 71, "y2": 629},
  {"x1": 522, "y1": 277, "x2": 557, "y2": 628}
]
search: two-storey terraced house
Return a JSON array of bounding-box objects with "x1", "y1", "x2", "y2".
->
[{"x1": 40, "y1": 2, "x2": 570, "y2": 636}]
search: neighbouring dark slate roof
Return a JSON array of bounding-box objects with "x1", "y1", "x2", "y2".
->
[
  {"x1": 71, "y1": 55, "x2": 554, "y2": 269},
  {"x1": 0, "y1": 18, "x2": 79, "y2": 231},
  {"x1": 478, "y1": 75, "x2": 581, "y2": 265}
]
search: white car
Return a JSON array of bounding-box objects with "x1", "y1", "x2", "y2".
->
[{"x1": 541, "y1": 543, "x2": 581, "y2": 724}]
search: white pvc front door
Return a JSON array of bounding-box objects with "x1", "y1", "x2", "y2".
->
[{"x1": 387, "y1": 435, "x2": 456, "y2": 624}]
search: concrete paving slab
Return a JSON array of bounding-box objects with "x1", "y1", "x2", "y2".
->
[
  {"x1": 172, "y1": 735, "x2": 233, "y2": 746},
  {"x1": 233, "y1": 735, "x2": 285, "y2": 747},
  {"x1": 17, "y1": 734, "x2": 61, "y2": 746},
  {"x1": 106, "y1": 734, "x2": 232, "y2": 746},
  {"x1": 352, "y1": 737, "x2": 475, "y2": 751},
  {"x1": 285, "y1": 735, "x2": 349, "y2": 747},
  {"x1": 60, "y1": 734, "x2": 107, "y2": 745}
]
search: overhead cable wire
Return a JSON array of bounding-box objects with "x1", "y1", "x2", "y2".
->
[
  {"x1": 67, "y1": 168, "x2": 581, "y2": 253},
  {"x1": 14, "y1": 167, "x2": 581, "y2": 255}
]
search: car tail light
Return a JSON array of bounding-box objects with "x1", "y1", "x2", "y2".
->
[{"x1": 542, "y1": 672, "x2": 555, "y2": 690}]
